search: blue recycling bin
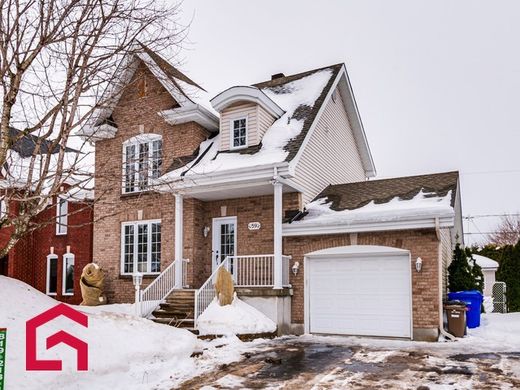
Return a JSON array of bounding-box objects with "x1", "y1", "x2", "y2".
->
[{"x1": 448, "y1": 290, "x2": 483, "y2": 328}]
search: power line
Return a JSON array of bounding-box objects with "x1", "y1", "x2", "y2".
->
[
  {"x1": 463, "y1": 213, "x2": 520, "y2": 219},
  {"x1": 464, "y1": 231, "x2": 520, "y2": 235},
  {"x1": 461, "y1": 169, "x2": 520, "y2": 176}
]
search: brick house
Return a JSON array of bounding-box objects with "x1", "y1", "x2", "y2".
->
[
  {"x1": 82, "y1": 45, "x2": 463, "y2": 341},
  {"x1": 0, "y1": 128, "x2": 93, "y2": 305}
]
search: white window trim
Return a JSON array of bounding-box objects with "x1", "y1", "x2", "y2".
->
[
  {"x1": 120, "y1": 219, "x2": 161, "y2": 275},
  {"x1": 229, "y1": 116, "x2": 248, "y2": 150},
  {"x1": 0, "y1": 197, "x2": 6, "y2": 219},
  {"x1": 62, "y1": 253, "x2": 75, "y2": 296},
  {"x1": 122, "y1": 134, "x2": 162, "y2": 194},
  {"x1": 56, "y1": 197, "x2": 68, "y2": 235},
  {"x1": 46, "y1": 254, "x2": 58, "y2": 296}
]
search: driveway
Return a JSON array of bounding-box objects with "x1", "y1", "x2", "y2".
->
[{"x1": 178, "y1": 336, "x2": 520, "y2": 389}]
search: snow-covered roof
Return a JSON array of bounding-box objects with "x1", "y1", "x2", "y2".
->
[
  {"x1": 157, "y1": 66, "x2": 339, "y2": 185},
  {"x1": 473, "y1": 254, "x2": 499, "y2": 270},
  {"x1": 292, "y1": 189, "x2": 454, "y2": 227},
  {"x1": 284, "y1": 172, "x2": 459, "y2": 235},
  {"x1": 0, "y1": 128, "x2": 94, "y2": 201},
  {"x1": 78, "y1": 45, "x2": 218, "y2": 140}
]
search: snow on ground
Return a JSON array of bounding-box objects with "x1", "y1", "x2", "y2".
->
[
  {"x1": 292, "y1": 189, "x2": 454, "y2": 226},
  {"x1": 197, "y1": 296, "x2": 276, "y2": 336},
  {"x1": 0, "y1": 276, "x2": 197, "y2": 390}
]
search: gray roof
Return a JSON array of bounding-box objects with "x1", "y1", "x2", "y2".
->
[
  {"x1": 311, "y1": 171, "x2": 459, "y2": 212},
  {"x1": 8, "y1": 127, "x2": 75, "y2": 157}
]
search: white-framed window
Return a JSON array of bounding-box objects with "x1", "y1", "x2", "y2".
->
[
  {"x1": 122, "y1": 134, "x2": 162, "y2": 194},
  {"x1": 62, "y1": 253, "x2": 75, "y2": 296},
  {"x1": 46, "y1": 254, "x2": 58, "y2": 295},
  {"x1": 56, "y1": 197, "x2": 68, "y2": 235},
  {"x1": 0, "y1": 197, "x2": 6, "y2": 219},
  {"x1": 121, "y1": 220, "x2": 161, "y2": 275},
  {"x1": 230, "y1": 117, "x2": 247, "y2": 149}
]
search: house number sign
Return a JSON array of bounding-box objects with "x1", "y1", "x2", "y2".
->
[{"x1": 248, "y1": 222, "x2": 261, "y2": 230}]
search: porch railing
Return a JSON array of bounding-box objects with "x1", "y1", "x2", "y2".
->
[
  {"x1": 228, "y1": 254, "x2": 291, "y2": 287},
  {"x1": 194, "y1": 257, "x2": 231, "y2": 324},
  {"x1": 194, "y1": 254, "x2": 291, "y2": 326},
  {"x1": 138, "y1": 258, "x2": 189, "y2": 317}
]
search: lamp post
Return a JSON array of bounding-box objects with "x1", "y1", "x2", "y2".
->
[{"x1": 132, "y1": 272, "x2": 143, "y2": 316}]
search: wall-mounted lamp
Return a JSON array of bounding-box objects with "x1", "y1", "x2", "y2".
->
[
  {"x1": 203, "y1": 226, "x2": 210, "y2": 238},
  {"x1": 415, "y1": 257, "x2": 423, "y2": 273},
  {"x1": 292, "y1": 261, "x2": 300, "y2": 276}
]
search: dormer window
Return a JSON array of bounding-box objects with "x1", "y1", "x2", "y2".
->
[
  {"x1": 123, "y1": 134, "x2": 162, "y2": 194},
  {"x1": 231, "y1": 117, "x2": 247, "y2": 149}
]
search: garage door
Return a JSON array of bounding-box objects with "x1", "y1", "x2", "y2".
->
[{"x1": 306, "y1": 246, "x2": 412, "y2": 338}]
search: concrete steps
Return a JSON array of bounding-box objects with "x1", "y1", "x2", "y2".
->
[{"x1": 151, "y1": 289, "x2": 197, "y2": 333}]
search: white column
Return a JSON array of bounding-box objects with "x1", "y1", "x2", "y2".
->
[
  {"x1": 174, "y1": 193, "x2": 184, "y2": 288},
  {"x1": 273, "y1": 181, "x2": 283, "y2": 289}
]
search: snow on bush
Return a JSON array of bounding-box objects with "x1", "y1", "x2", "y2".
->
[
  {"x1": 197, "y1": 295, "x2": 276, "y2": 336},
  {"x1": 0, "y1": 276, "x2": 197, "y2": 389}
]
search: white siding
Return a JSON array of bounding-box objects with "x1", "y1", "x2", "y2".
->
[
  {"x1": 219, "y1": 102, "x2": 275, "y2": 150},
  {"x1": 292, "y1": 86, "x2": 366, "y2": 205}
]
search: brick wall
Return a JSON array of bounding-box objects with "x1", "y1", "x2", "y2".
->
[
  {"x1": 93, "y1": 59, "x2": 208, "y2": 302},
  {"x1": 284, "y1": 229, "x2": 441, "y2": 330},
  {"x1": 0, "y1": 197, "x2": 93, "y2": 305}
]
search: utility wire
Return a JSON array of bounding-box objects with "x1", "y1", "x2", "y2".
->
[{"x1": 463, "y1": 213, "x2": 520, "y2": 219}]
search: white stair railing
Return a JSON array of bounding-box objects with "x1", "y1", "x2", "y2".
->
[
  {"x1": 228, "y1": 254, "x2": 292, "y2": 287},
  {"x1": 194, "y1": 257, "x2": 230, "y2": 325},
  {"x1": 139, "y1": 259, "x2": 188, "y2": 317}
]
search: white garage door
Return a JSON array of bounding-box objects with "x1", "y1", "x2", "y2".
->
[{"x1": 306, "y1": 246, "x2": 412, "y2": 338}]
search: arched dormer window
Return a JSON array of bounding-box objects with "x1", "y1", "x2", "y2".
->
[{"x1": 122, "y1": 134, "x2": 162, "y2": 194}]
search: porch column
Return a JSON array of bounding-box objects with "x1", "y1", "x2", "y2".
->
[
  {"x1": 273, "y1": 180, "x2": 283, "y2": 289},
  {"x1": 174, "y1": 193, "x2": 183, "y2": 288}
]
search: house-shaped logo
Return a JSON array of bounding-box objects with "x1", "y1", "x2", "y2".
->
[{"x1": 26, "y1": 303, "x2": 88, "y2": 371}]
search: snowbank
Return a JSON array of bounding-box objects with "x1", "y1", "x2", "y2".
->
[
  {"x1": 0, "y1": 276, "x2": 197, "y2": 390},
  {"x1": 197, "y1": 296, "x2": 276, "y2": 336}
]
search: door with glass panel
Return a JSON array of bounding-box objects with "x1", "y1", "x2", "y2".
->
[{"x1": 212, "y1": 217, "x2": 237, "y2": 272}]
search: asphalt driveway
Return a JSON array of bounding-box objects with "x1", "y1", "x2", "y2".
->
[{"x1": 178, "y1": 336, "x2": 520, "y2": 389}]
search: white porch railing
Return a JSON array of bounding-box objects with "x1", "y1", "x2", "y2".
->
[
  {"x1": 138, "y1": 258, "x2": 189, "y2": 317},
  {"x1": 194, "y1": 257, "x2": 231, "y2": 324},
  {"x1": 228, "y1": 255, "x2": 291, "y2": 287},
  {"x1": 194, "y1": 254, "x2": 291, "y2": 326}
]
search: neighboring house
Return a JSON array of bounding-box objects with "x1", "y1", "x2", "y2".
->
[
  {"x1": 0, "y1": 128, "x2": 93, "y2": 305},
  {"x1": 82, "y1": 45, "x2": 463, "y2": 341},
  {"x1": 473, "y1": 254, "x2": 499, "y2": 296}
]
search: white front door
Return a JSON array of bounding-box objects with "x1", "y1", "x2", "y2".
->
[{"x1": 212, "y1": 217, "x2": 237, "y2": 272}]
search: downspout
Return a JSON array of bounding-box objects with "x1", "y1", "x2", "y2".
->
[{"x1": 436, "y1": 217, "x2": 456, "y2": 341}]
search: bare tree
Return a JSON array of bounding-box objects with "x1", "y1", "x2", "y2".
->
[
  {"x1": 0, "y1": 0, "x2": 186, "y2": 257},
  {"x1": 487, "y1": 215, "x2": 520, "y2": 246}
]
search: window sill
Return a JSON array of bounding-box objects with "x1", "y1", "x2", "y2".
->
[
  {"x1": 62, "y1": 293, "x2": 74, "y2": 296},
  {"x1": 56, "y1": 232, "x2": 67, "y2": 236},
  {"x1": 120, "y1": 190, "x2": 155, "y2": 199},
  {"x1": 47, "y1": 293, "x2": 57, "y2": 296},
  {"x1": 230, "y1": 145, "x2": 248, "y2": 151}
]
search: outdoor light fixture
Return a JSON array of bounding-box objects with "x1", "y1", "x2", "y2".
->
[
  {"x1": 133, "y1": 272, "x2": 143, "y2": 316},
  {"x1": 415, "y1": 257, "x2": 423, "y2": 273},
  {"x1": 203, "y1": 226, "x2": 210, "y2": 238},
  {"x1": 292, "y1": 261, "x2": 300, "y2": 275}
]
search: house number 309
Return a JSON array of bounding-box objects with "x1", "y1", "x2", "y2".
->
[{"x1": 248, "y1": 222, "x2": 261, "y2": 230}]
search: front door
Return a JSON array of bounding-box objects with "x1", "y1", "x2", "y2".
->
[{"x1": 212, "y1": 217, "x2": 237, "y2": 272}]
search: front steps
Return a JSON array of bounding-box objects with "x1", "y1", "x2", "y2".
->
[{"x1": 151, "y1": 289, "x2": 198, "y2": 334}]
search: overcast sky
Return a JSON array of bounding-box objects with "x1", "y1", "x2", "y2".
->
[{"x1": 174, "y1": 0, "x2": 520, "y2": 245}]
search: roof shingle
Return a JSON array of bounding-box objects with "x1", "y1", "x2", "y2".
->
[{"x1": 313, "y1": 171, "x2": 459, "y2": 211}]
